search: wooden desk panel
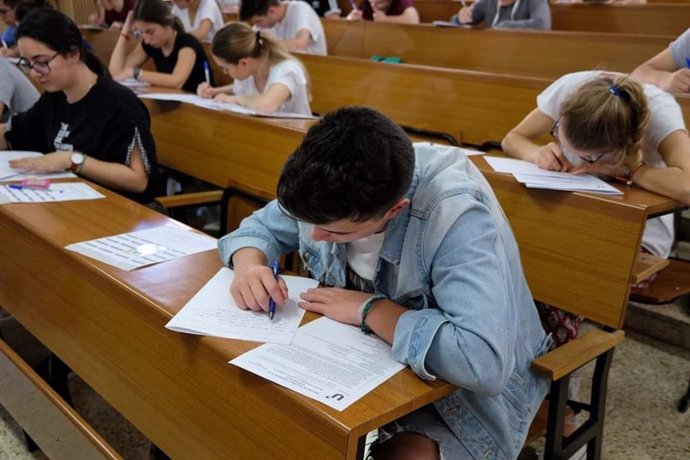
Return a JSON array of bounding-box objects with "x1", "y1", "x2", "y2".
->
[
  {"x1": 0, "y1": 185, "x2": 454, "y2": 459},
  {"x1": 409, "y1": 1, "x2": 690, "y2": 36},
  {"x1": 323, "y1": 21, "x2": 674, "y2": 79}
]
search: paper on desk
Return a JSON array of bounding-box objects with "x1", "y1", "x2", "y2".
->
[
  {"x1": 117, "y1": 78, "x2": 151, "y2": 88},
  {"x1": 0, "y1": 151, "x2": 76, "y2": 181},
  {"x1": 484, "y1": 156, "x2": 622, "y2": 195},
  {"x1": 166, "y1": 267, "x2": 317, "y2": 344},
  {"x1": 231, "y1": 317, "x2": 406, "y2": 411},
  {"x1": 0, "y1": 183, "x2": 104, "y2": 203},
  {"x1": 138, "y1": 92, "x2": 318, "y2": 119},
  {"x1": 65, "y1": 224, "x2": 217, "y2": 271}
]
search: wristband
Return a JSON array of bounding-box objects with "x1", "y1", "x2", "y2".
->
[
  {"x1": 133, "y1": 67, "x2": 142, "y2": 80},
  {"x1": 359, "y1": 293, "x2": 388, "y2": 334},
  {"x1": 626, "y1": 160, "x2": 645, "y2": 185}
]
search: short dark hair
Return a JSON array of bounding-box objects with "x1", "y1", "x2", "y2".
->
[
  {"x1": 239, "y1": 0, "x2": 279, "y2": 20},
  {"x1": 277, "y1": 107, "x2": 415, "y2": 224}
]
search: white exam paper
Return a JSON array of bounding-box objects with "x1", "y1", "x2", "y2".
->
[
  {"x1": 0, "y1": 151, "x2": 76, "y2": 181},
  {"x1": 65, "y1": 224, "x2": 217, "y2": 271},
  {"x1": 0, "y1": 183, "x2": 104, "y2": 203},
  {"x1": 166, "y1": 267, "x2": 317, "y2": 344},
  {"x1": 231, "y1": 317, "x2": 406, "y2": 411},
  {"x1": 138, "y1": 93, "x2": 318, "y2": 119},
  {"x1": 117, "y1": 78, "x2": 151, "y2": 88},
  {"x1": 484, "y1": 156, "x2": 622, "y2": 195}
]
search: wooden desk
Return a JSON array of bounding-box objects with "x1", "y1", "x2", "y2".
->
[
  {"x1": 409, "y1": 1, "x2": 690, "y2": 36},
  {"x1": 322, "y1": 21, "x2": 675, "y2": 79},
  {"x1": 141, "y1": 97, "x2": 682, "y2": 326},
  {"x1": 0, "y1": 183, "x2": 454, "y2": 459}
]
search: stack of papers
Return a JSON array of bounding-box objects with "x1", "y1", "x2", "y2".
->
[
  {"x1": 231, "y1": 317, "x2": 406, "y2": 411},
  {"x1": 166, "y1": 267, "x2": 318, "y2": 344},
  {"x1": 65, "y1": 224, "x2": 217, "y2": 270},
  {"x1": 0, "y1": 151, "x2": 76, "y2": 181},
  {"x1": 138, "y1": 93, "x2": 318, "y2": 119},
  {"x1": 484, "y1": 156, "x2": 623, "y2": 195}
]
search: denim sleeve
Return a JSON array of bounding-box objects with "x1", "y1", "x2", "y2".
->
[
  {"x1": 392, "y1": 195, "x2": 515, "y2": 396},
  {"x1": 217, "y1": 200, "x2": 300, "y2": 267}
]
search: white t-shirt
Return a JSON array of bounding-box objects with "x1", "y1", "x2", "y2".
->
[
  {"x1": 232, "y1": 59, "x2": 312, "y2": 115},
  {"x1": 670, "y1": 28, "x2": 690, "y2": 70},
  {"x1": 172, "y1": 0, "x2": 225, "y2": 43},
  {"x1": 537, "y1": 70, "x2": 688, "y2": 258},
  {"x1": 265, "y1": 1, "x2": 327, "y2": 56},
  {"x1": 347, "y1": 232, "x2": 386, "y2": 282}
]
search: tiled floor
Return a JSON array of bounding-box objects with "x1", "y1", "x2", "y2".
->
[{"x1": 1, "y1": 319, "x2": 690, "y2": 459}]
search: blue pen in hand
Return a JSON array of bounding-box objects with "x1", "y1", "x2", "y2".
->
[
  {"x1": 686, "y1": 57, "x2": 690, "y2": 69},
  {"x1": 203, "y1": 61, "x2": 211, "y2": 85},
  {"x1": 268, "y1": 260, "x2": 280, "y2": 320}
]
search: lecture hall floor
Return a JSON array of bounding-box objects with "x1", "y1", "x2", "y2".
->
[{"x1": 1, "y1": 315, "x2": 689, "y2": 459}]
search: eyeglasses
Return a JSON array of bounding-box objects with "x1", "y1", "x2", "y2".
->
[
  {"x1": 16, "y1": 52, "x2": 60, "y2": 76},
  {"x1": 550, "y1": 120, "x2": 608, "y2": 164}
]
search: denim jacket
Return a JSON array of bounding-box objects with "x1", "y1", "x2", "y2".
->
[{"x1": 219, "y1": 143, "x2": 552, "y2": 459}]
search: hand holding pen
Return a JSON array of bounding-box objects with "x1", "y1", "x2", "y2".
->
[{"x1": 228, "y1": 251, "x2": 288, "y2": 315}]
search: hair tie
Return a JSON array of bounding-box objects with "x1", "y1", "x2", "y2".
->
[
  {"x1": 255, "y1": 30, "x2": 262, "y2": 45},
  {"x1": 609, "y1": 84, "x2": 621, "y2": 96}
]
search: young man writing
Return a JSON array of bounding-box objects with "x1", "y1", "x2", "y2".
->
[
  {"x1": 240, "y1": 0, "x2": 327, "y2": 55},
  {"x1": 218, "y1": 107, "x2": 551, "y2": 459}
]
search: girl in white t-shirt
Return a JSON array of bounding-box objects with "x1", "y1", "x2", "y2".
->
[
  {"x1": 502, "y1": 71, "x2": 690, "y2": 345},
  {"x1": 197, "y1": 22, "x2": 311, "y2": 115},
  {"x1": 171, "y1": 0, "x2": 225, "y2": 42}
]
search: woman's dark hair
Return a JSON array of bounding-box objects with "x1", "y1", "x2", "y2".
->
[
  {"x1": 133, "y1": 0, "x2": 184, "y2": 34},
  {"x1": 15, "y1": 8, "x2": 110, "y2": 78},
  {"x1": 15, "y1": 0, "x2": 52, "y2": 22}
]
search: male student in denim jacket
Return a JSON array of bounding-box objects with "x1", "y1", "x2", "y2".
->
[{"x1": 218, "y1": 107, "x2": 551, "y2": 460}]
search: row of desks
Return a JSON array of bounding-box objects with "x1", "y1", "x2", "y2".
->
[{"x1": 0, "y1": 181, "x2": 455, "y2": 459}]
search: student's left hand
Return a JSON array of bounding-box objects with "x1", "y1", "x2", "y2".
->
[
  {"x1": 213, "y1": 93, "x2": 238, "y2": 103},
  {"x1": 299, "y1": 287, "x2": 371, "y2": 326},
  {"x1": 9, "y1": 152, "x2": 71, "y2": 172},
  {"x1": 372, "y1": 9, "x2": 387, "y2": 21}
]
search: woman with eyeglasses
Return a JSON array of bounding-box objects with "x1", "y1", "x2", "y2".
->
[
  {"x1": 108, "y1": 0, "x2": 213, "y2": 92},
  {"x1": 0, "y1": 8, "x2": 163, "y2": 205},
  {"x1": 502, "y1": 71, "x2": 690, "y2": 345},
  {"x1": 197, "y1": 22, "x2": 311, "y2": 115}
]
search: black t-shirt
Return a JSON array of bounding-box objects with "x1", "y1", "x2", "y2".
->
[
  {"x1": 142, "y1": 31, "x2": 214, "y2": 93},
  {"x1": 4, "y1": 77, "x2": 162, "y2": 204}
]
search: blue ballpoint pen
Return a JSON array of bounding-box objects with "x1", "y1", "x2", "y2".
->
[
  {"x1": 268, "y1": 260, "x2": 279, "y2": 320},
  {"x1": 203, "y1": 61, "x2": 211, "y2": 85},
  {"x1": 686, "y1": 57, "x2": 690, "y2": 69}
]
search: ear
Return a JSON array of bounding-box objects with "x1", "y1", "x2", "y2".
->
[{"x1": 385, "y1": 198, "x2": 409, "y2": 220}]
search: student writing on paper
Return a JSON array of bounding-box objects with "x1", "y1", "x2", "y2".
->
[
  {"x1": 453, "y1": 0, "x2": 551, "y2": 30},
  {"x1": 502, "y1": 71, "x2": 690, "y2": 346},
  {"x1": 240, "y1": 0, "x2": 327, "y2": 55},
  {"x1": 88, "y1": 0, "x2": 136, "y2": 30},
  {"x1": 108, "y1": 0, "x2": 214, "y2": 92},
  {"x1": 0, "y1": 57, "x2": 39, "y2": 122},
  {"x1": 632, "y1": 28, "x2": 690, "y2": 94},
  {"x1": 171, "y1": 0, "x2": 224, "y2": 43},
  {"x1": 346, "y1": 0, "x2": 420, "y2": 24},
  {"x1": 219, "y1": 107, "x2": 551, "y2": 460},
  {"x1": 0, "y1": 9, "x2": 163, "y2": 204},
  {"x1": 197, "y1": 22, "x2": 311, "y2": 115}
]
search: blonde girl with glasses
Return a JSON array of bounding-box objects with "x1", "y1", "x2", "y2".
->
[
  {"x1": 197, "y1": 22, "x2": 311, "y2": 115},
  {"x1": 0, "y1": 8, "x2": 163, "y2": 205},
  {"x1": 503, "y1": 70, "x2": 690, "y2": 347}
]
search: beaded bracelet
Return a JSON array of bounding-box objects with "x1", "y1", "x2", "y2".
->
[{"x1": 359, "y1": 293, "x2": 388, "y2": 334}]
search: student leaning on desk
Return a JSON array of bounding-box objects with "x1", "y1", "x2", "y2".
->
[
  {"x1": 197, "y1": 22, "x2": 312, "y2": 115},
  {"x1": 0, "y1": 8, "x2": 163, "y2": 205},
  {"x1": 502, "y1": 71, "x2": 690, "y2": 347},
  {"x1": 219, "y1": 107, "x2": 552, "y2": 460},
  {"x1": 632, "y1": 27, "x2": 690, "y2": 94},
  {"x1": 109, "y1": 0, "x2": 214, "y2": 92}
]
